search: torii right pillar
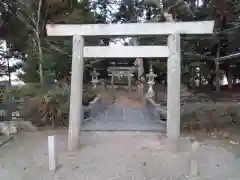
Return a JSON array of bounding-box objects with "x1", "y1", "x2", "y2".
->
[{"x1": 167, "y1": 33, "x2": 181, "y2": 140}]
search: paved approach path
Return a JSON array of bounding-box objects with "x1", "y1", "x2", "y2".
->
[
  {"x1": 83, "y1": 88, "x2": 166, "y2": 131},
  {"x1": 82, "y1": 90, "x2": 165, "y2": 131},
  {"x1": 82, "y1": 103, "x2": 165, "y2": 131},
  {"x1": 0, "y1": 130, "x2": 239, "y2": 180}
]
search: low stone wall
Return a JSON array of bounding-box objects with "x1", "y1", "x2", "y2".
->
[
  {"x1": 0, "y1": 101, "x2": 24, "y2": 122},
  {"x1": 83, "y1": 95, "x2": 106, "y2": 124},
  {"x1": 145, "y1": 96, "x2": 167, "y2": 123},
  {"x1": 0, "y1": 120, "x2": 37, "y2": 135},
  {"x1": 88, "y1": 95, "x2": 104, "y2": 118}
]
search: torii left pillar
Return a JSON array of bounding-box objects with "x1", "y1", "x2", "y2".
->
[
  {"x1": 68, "y1": 35, "x2": 84, "y2": 151},
  {"x1": 167, "y1": 34, "x2": 181, "y2": 140}
]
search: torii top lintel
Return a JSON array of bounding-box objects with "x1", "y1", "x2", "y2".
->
[{"x1": 46, "y1": 21, "x2": 214, "y2": 37}]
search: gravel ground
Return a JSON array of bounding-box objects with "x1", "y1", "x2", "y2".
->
[{"x1": 0, "y1": 130, "x2": 240, "y2": 180}]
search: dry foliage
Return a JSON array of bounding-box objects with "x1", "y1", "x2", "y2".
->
[
  {"x1": 5, "y1": 84, "x2": 96, "y2": 127},
  {"x1": 181, "y1": 102, "x2": 240, "y2": 132}
]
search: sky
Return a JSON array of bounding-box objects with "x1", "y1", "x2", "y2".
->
[{"x1": 0, "y1": 41, "x2": 24, "y2": 86}]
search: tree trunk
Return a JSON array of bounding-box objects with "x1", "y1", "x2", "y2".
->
[
  {"x1": 36, "y1": 0, "x2": 44, "y2": 85},
  {"x1": 7, "y1": 56, "x2": 11, "y2": 86},
  {"x1": 215, "y1": 44, "x2": 221, "y2": 93},
  {"x1": 227, "y1": 66, "x2": 233, "y2": 89},
  {"x1": 215, "y1": 61, "x2": 220, "y2": 93},
  {"x1": 199, "y1": 66, "x2": 202, "y2": 88}
]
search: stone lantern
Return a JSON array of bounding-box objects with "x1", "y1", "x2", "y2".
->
[
  {"x1": 91, "y1": 68, "x2": 99, "y2": 88},
  {"x1": 146, "y1": 65, "x2": 157, "y2": 98}
]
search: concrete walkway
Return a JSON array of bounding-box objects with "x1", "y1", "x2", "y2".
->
[
  {"x1": 82, "y1": 104, "x2": 165, "y2": 131},
  {"x1": 82, "y1": 93, "x2": 165, "y2": 131},
  {"x1": 0, "y1": 130, "x2": 239, "y2": 180}
]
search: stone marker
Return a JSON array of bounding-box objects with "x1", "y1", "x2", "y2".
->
[
  {"x1": 189, "y1": 141, "x2": 200, "y2": 179},
  {"x1": 48, "y1": 135, "x2": 57, "y2": 172}
]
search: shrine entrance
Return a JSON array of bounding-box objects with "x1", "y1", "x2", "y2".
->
[{"x1": 46, "y1": 21, "x2": 214, "y2": 150}]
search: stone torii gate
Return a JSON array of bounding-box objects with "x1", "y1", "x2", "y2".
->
[{"x1": 46, "y1": 21, "x2": 214, "y2": 150}]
